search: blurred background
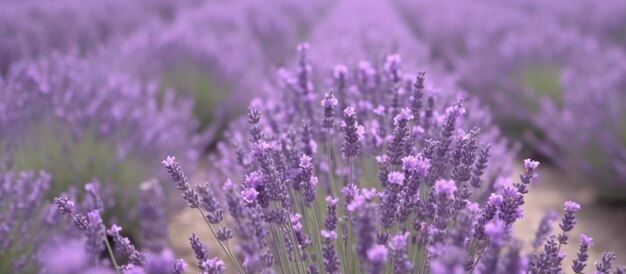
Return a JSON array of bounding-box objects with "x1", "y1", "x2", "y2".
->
[{"x1": 1, "y1": 0, "x2": 625, "y2": 272}]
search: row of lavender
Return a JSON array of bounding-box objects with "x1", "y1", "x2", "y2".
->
[
  {"x1": 394, "y1": 0, "x2": 626, "y2": 195},
  {"x1": 170, "y1": 50, "x2": 621, "y2": 273},
  {"x1": 1, "y1": 0, "x2": 624, "y2": 274},
  {"x1": 0, "y1": 0, "x2": 334, "y2": 272}
]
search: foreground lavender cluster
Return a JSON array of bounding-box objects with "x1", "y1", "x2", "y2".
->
[
  {"x1": 159, "y1": 49, "x2": 623, "y2": 273},
  {"x1": 395, "y1": 0, "x2": 626, "y2": 194}
]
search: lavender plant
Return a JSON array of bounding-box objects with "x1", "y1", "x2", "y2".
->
[
  {"x1": 0, "y1": 0, "x2": 191, "y2": 74},
  {"x1": 0, "y1": 53, "x2": 201, "y2": 238},
  {"x1": 159, "y1": 49, "x2": 622, "y2": 273},
  {"x1": 48, "y1": 180, "x2": 186, "y2": 274},
  {"x1": 0, "y1": 170, "x2": 56, "y2": 273},
  {"x1": 112, "y1": 0, "x2": 333, "y2": 136},
  {"x1": 395, "y1": 0, "x2": 626, "y2": 194}
]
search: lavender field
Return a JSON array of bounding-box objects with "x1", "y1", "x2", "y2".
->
[{"x1": 1, "y1": 0, "x2": 626, "y2": 273}]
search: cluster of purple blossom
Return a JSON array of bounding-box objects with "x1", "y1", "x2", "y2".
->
[
  {"x1": 149, "y1": 49, "x2": 620, "y2": 273},
  {"x1": 395, "y1": 0, "x2": 626, "y2": 194},
  {"x1": 2, "y1": 42, "x2": 623, "y2": 272}
]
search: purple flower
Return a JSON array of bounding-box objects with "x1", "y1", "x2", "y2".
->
[
  {"x1": 162, "y1": 156, "x2": 200, "y2": 209},
  {"x1": 572, "y1": 234, "x2": 593, "y2": 273},
  {"x1": 341, "y1": 107, "x2": 364, "y2": 159},
  {"x1": 172, "y1": 259, "x2": 186, "y2": 274},
  {"x1": 596, "y1": 252, "x2": 616, "y2": 274},
  {"x1": 298, "y1": 154, "x2": 319, "y2": 205},
  {"x1": 322, "y1": 90, "x2": 338, "y2": 129},
  {"x1": 201, "y1": 258, "x2": 226, "y2": 274},
  {"x1": 241, "y1": 188, "x2": 259, "y2": 206},
  {"x1": 321, "y1": 230, "x2": 337, "y2": 241},
  {"x1": 387, "y1": 172, "x2": 405, "y2": 186},
  {"x1": 434, "y1": 179, "x2": 456, "y2": 197},
  {"x1": 484, "y1": 218, "x2": 507, "y2": 246},
  {"x1": 388, "y1": 233, "x2": 413, "y2": 274},
  {"x1": 558, "y1": 201, "x2": 580, "y2": 245},
  {"x1": 401, "y1": 155, "x2": 431, "y2": 177},
  {"x1": 54, "y1": 197, "x2": 75, "y2": 215},
  {"x1": 324, "y1": 196, "x2": 339, "y2": 231},
  {"x1": 367, "y1": 245, "x2": 388, "y2": 274},
  {"x1": 189, "y1": 233, "x2": 208, "y2": 269}
]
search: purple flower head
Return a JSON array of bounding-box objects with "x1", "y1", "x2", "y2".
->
[
  {"x1": 172, "y1": 259, "x2": 186, "y2": 274},
  {"x1": 581, "y1": 234, "x2": 593, "y2": 246},
  {"x1": 388, "y1": 233, "x2": 409, "y2": 252},
  {"x1": 520, "y1": 159, "x2": 540, "y2": 185},
  {"x1": 161, "y1": 156, "x2": 176, "y2": 167},
  {"x1": 401, "y1": 155, "x2": 431, "y2": 177},
  {"x1": 162, "y1": 156, "x2": 200, "y2": 208},
  {"x1": 201, "y1": 258, "x2": 226, "y2": 274},
  {"x1": 324, "y1": 196, "x2": 339, "y2": 231},
  {"x1": 244, "y1": 171, "x2": 264, "y2": 188},
  {"x1": 321, "y1": 229, "x2": 337, "y2": 241},
  {"x1": 367, "y1": 245, "x2": 389, "y2": 263},
  {"x1": 322, "y1": 90, "x2": 339, "y2": 129},
  {"x1": 560, "y1": 201, "x2": 580, "y2": 233},
  {"x1": 445, "y1": 104, "x2": 466, "y2": 116},
  {"x1": 54, "y1": 197, "x2": 75, "y2": 215},
  {"x1": 217, "y1": 227, "x2": 233, "y2": 242},
  {"x1": 434, "y1": 179, "x2": 456, "y2": 197},
  {"x1": 341, "y1": 183, "x2": 358, "y2": 203},
  {"x1": 341, "y1": 106, "x2": 365, "y2": 159},
  {"x1": 321, "y1": 91, "x2": 339, "y2": 108},
  {"x1": 484, "y1": 218, "x2": 507, "y2": 246},
  {"x1": 326, "y1": 196, "x2": 339, "y2": 206},
  {"x1": 596, "y1": 252, "x2": 616, "y2": 273},
  {"x1": 488, "y1": 193, "x2": 504, "y2": 207},
  {"x1": 388, "y1": 171, "x2": 405, "y2": 186},
  {"x1": 300, "y1": 154, "x2": 313, "y2": 170},
  {"x1": 189, "y1": 233, "x2": 208, "y2": 268},
  {"x1": 564, "y1": 201, "x2": 581, "y2": 213},
  {"x1": 573, "y1": 234, "x2": 593, "y2": 273},
  {"x1": 524, "y1": 159, "x2": 540, "y2": 170},
  {"x1": 241, "y1": 188, "x2": 259, "y2": 207},
  {"x1": 347, "y1": 194, "x2": 366, "y2": 212},
  {"x1": 393, "y1": 108, "x2": 414, "y2": 126}
]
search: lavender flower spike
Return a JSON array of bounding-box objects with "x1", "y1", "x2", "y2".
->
[
  {"x1": 558, "y1": 201, "x2": 580, "y2": 245},
  {"x1": 162, "y1": 156, "x2": 200, "y2": 209},
  {"x1": 341, "y1": 106, "x2": 364, "y2": 159},
  {"x1": 322, "y1": 90, "x2": 338, "y2": 129},
  {"x1": 572, "y1": 234, "x2": 592, "y2": 274}
]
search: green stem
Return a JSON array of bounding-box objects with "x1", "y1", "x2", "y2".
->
[
  {"x1": 103, "y1": 236, "x2": 121, "y2": 274},
  {"x1": 326, "y1": 129, "x2": 337, "y2": 198},
  {"x1": 198, "y1": 209, "x2": 246, "y2": 274},
  {"x1": 269, "y1": 224, "x2": 288, "y2": 274},
  {"x1": 310, "y1": 206, "x2": 324, "y2": 270}
]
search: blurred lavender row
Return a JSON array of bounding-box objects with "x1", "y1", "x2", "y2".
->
[{"x1": 395, "y1": 0, "x2": 626, "y2": 193}]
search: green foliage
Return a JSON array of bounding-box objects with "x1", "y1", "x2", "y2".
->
[
  {"x1": 520, "y1": 65, "x2": 563, "y2": 110},
  {"x1": 9, "y1": 121, "x2": 144, "y2": 233},
  {"x1": 161, "y1": 65, "x2": 230, "y2": 130}
]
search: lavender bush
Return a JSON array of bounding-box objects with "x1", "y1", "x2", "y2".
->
[
  {"x1": 0, "y1": 52, "x2": 201, "y2": 237},
  {"x1": 0, "y1": 170, "x2": 56, "y2": 273},
  {"x1": 0, "y1": 0, "x2": 192, "y2": 74},
  {"x1": 395, "y1": 0, "x2": 626, "y2": 194},
  {"x1": 113, "y1": 0, "x2": 334, "y2": 135},
  {"x1": 153, "y1": 49, "x2": 622, "y2": 273}
]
